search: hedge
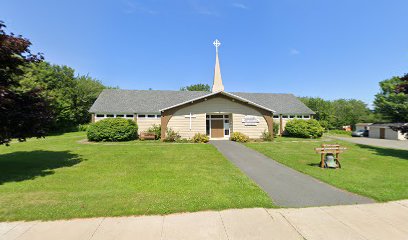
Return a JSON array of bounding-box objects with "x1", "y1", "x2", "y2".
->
[
  {"x1": 87, "y1": 118, "x2": 138, "y2": 142},
  {"x1": 285, "y1": 119, "x2": 324, "y2": 138}
]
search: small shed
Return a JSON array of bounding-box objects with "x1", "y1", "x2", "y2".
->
[
  {"x1": 368, "y1": 123, "x2": 407, "y2": 140},
  {"x1": 355, "y1": 123, "x2": 373, "y2": 131}
]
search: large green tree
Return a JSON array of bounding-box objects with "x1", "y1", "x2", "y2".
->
[
  {"x1": 300, "y1": 97, "x2": 374, "y2": 129},
  {"x1": 180, "y1": 83, "x2": 210, "y2": 91},
  {"x1": 17, "y1": 62, "x2": 108, "y2": 131},
  {"x1": 374, "y1": 74, "x2": 408, "y2": 122},
  {"x1": 0, "y1": 21, "x2": 52, "y2": 145}
]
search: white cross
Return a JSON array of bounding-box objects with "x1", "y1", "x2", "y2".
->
[
  {"x1": 184, "y1": 112, "x2": 196, "y2": 130},
  {"x1": 213, "y1": 39, "x2": 221, "y2": 52}
]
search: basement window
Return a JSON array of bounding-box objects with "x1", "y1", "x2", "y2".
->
[
  {"x1": 116, "y1": 115, "x2": 124, "y2": 118},
  {"x1": 106, "y1": 114, "x2": 114, "y2": 118},
  {"x1": 96, "y1": 114, "x2": 104, "y2": 118},
  {"x1": 126, "y1": 114, "x2": 134, "y2": 118},
  {"x1": 138, "y1": 115, "x2": 146, "y2": 118},
  {"x1": 147, "y1": 115, "x2": 156, "y2": 118}
]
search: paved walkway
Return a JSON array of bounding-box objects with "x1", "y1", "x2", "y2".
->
[
  {"x1": 329, "y1": 136, "x2": 408, "y2": 150},
  {"x1": 1, "y1": 201, "x2": 408, "y2": 240},
  {"x1": 210, "y1": 140, "x2": 373, "y2": 207}
]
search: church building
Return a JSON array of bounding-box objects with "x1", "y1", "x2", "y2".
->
[{"x1": 89, "y1": 40, "x2": 314, "y2": 140}]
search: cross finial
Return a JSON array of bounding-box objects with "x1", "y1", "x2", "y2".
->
[{"x1": 213, "y1": 39, "x2": 221, "y2": 52}]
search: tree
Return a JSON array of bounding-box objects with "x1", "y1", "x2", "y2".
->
[
  {"x1": 17, "y1": 62, "x2": 108, "y2": 131},
  {"x1": 0, "y1": 21, "x2": 52, "y2": 145},
  {"x1": 331, "y1": 99, "x2": 372, "y2": 128},
  {"x1": 180, "y1": 83, "x2": 210, "y2": 91},
  {"x1": 374, "y1": 74, "x2": 408, "y2": 122},
  {"x1": 300, "y1": 97, "x2": 374, "y2": 129}
]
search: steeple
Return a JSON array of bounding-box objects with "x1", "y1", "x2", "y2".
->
[{"x1": 212, "y1": 39, "x2": 224, "y2": 92}]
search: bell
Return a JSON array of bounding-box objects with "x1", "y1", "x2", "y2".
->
[{"x1": 325, "y1": 153, "x2": 337, "y2": 168}]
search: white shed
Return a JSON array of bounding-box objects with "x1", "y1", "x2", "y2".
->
[{"x1": 368, "y1": 123, "x2": 408, "y2": 141}]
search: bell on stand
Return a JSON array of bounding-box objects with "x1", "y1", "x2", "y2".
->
[{"x1": 325, "y1": 153, "x2": 337, "y2": 168}]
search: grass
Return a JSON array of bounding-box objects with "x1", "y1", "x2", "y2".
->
[
  {"x1": 246, "y1": 137, "x2": 408, "y2": 202},
  {"x1": 0, "y1": 132, "x2": 273, "y2": 221},
  {"x1": 325, "y1": 130, "x2": 352, "y2": 137}
]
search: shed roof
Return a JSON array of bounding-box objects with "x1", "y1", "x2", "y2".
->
[
  {"x1": 370, "y1": 123, "x2": 408, "y2": 128},
  {"x1": 89, "y1": 89, "x2": 315, "y2": 115}
]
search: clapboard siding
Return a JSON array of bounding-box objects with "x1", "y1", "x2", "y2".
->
[
  {"x1": 232, "y1": 113, "x2": 268, "y2": 139},
  {"x1": 168, "y1": 97, "x2": 269, "y2": 139},
  {"x1": 137, "y1": 118, "x2": 160, "y2": 133},
  {"x1": 168, "y1": 114, "x2": 206, "y2": 139}
]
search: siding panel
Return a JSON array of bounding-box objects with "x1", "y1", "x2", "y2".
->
[{"x1": 168, "y1": 97, "x2": 269, "y2": 139}]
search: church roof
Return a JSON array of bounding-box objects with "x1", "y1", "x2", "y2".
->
[{"x1": 89, "y1": 89, "x2": 315, "y2": 115}]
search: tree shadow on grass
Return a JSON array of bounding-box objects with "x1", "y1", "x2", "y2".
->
[
  {"x1": 355, "y1": 144, "x2": 408, "y2": 161},
  {"x1": 0, "y1": 151, "x2": 81, "y2": 185}
]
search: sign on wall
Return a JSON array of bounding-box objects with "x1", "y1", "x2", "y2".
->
[{"x1": 242, "y1": 115, "x2": 259, "y2": 126}]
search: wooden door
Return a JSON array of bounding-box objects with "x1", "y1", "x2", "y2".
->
[
  {"x1": 211, "y1": 120, "x2": 224, "y2": 138},
  {"x1": 380, "y1": 128, "x2": 385, "y2": 139}
]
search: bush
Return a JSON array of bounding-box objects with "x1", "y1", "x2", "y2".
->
[
  {"x1": 273, "y1": 121, "x2": 279, "y2": 136},
  {"x1": 87, "y1": 118, "x2": 138, "y2": 142},
  {"x1": 230, "y1": 132, "x2": 249, "y2": 142},
  {"x1": 164, "y1": 128, "x2": 181, "y2": 142},
  {"x1": 77, "y1": 124, "x2": 89, "y2": 132},
  {"x1": 147, "y1": 124, "x2": 161, "y2": 140},
  {"x1": 261, "y1": 130, "x2": 273, "y2": 141},
  {"x1": 192, "y1": 133, "x2": 209, "y2": 143},
  {"x1": 285, "y1": 119, "x2": 324, "y2": 138}
]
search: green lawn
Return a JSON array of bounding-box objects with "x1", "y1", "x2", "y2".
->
[
  {"x1": 246, "y1": 137, "x2": 408, "y2": 202},
  {"x1": 0, "y1": 132, "x2": 273, "y2": 221}
]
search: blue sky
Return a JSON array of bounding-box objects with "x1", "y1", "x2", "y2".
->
[{"x1": 2, "y1": 0, "x2": 407, "y2": 106}]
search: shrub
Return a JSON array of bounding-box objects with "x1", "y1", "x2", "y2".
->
[
  {"x1": 230, "y1": 132, "x2": 249, "y2": 142},
  {"x1": 176, "y1": 138, "x2": 190, "y2": 143},
  {"x1": 261, "y1": 130, "x2": 273, "y2": 141},
  {"x1": 192, "y1": 133, "x2": 209, "y2": 143},
  {"x1": 164, "y1": 128, "x2": 181, "y2": 142},
  {"x1": 77, "y1": 124, "x2": 89, "y2": 132},
  {"x1": 147, "y1": 124, "x2": 161, "y2": 140},
  {"x1": 87, "y1": 118, "x2": 138, "y2": 142},
  {"x1": 285, "y1": 119, "x2": 324, "y2": 138},
  {"x1": 273, "y1": 121, "x2": 279, "y2": 136}
]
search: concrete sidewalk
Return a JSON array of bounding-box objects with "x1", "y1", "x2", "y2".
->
[
  {"x1": 211, "y1": 140, "x2": 373, "y2": 207},
  {"x1": 1, "y1": 201, "x2": 408, "y2": 240}
]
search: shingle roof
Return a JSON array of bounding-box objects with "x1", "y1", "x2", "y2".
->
[
  {"x1": 89, "y1": 89, "x2": 315, "y2": 115},
  {"x1": 231, "y1": 92, "x2": 315, "y2": 115}
]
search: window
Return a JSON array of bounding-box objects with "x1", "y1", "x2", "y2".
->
[
  {"x1": 96, "y1": 114, "x2": 104, "y2": 118},
  {"x1": 303, "y1": 115, "x2": 310, "y2": 119},
  {"x1": 206, "y1": 115, "x2": 210, "y2": 118},
  {"x1": 282, "y1": 115, "x2": 288, "y2": 119},
  {"x1": 206, "y1": 120, "x2": 210, "y2": 135},
  {"x1": 147, "y1": 114, "x2": 156, "y2": 118},
  {"x1": 290, "y1": 115, "x2": 296, "y2": 119},
  {"x1": 116, "y1": 115, "x2": 124, "y2": 118},
  {"x1": 224, "y1": 119, "x2": 229, "y2": 124},
  {"x1": 138, "y1": 114, "x2": 145, "y2": 118},
  {"x1": 106, "y1": 114, "x2": 114, "y2": 118},
  {"x1": 126, "y1": 114, "x2": 134, "y2": 118},
  {"x1": 273, "y1": 115, "x2": 279, "y2": 119},
  {"x1": 225, "y1": 129, "x2": 230, "y2": 135},
  {"x1": 224, "y1": 115, "x2": 229, "y2": 118},
  {"x1": 211, "y1": 115, "x2": 223, "y2": 119},
  {"x1": 156, "y1": 114, "x2": 161, "y2": 118}
]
